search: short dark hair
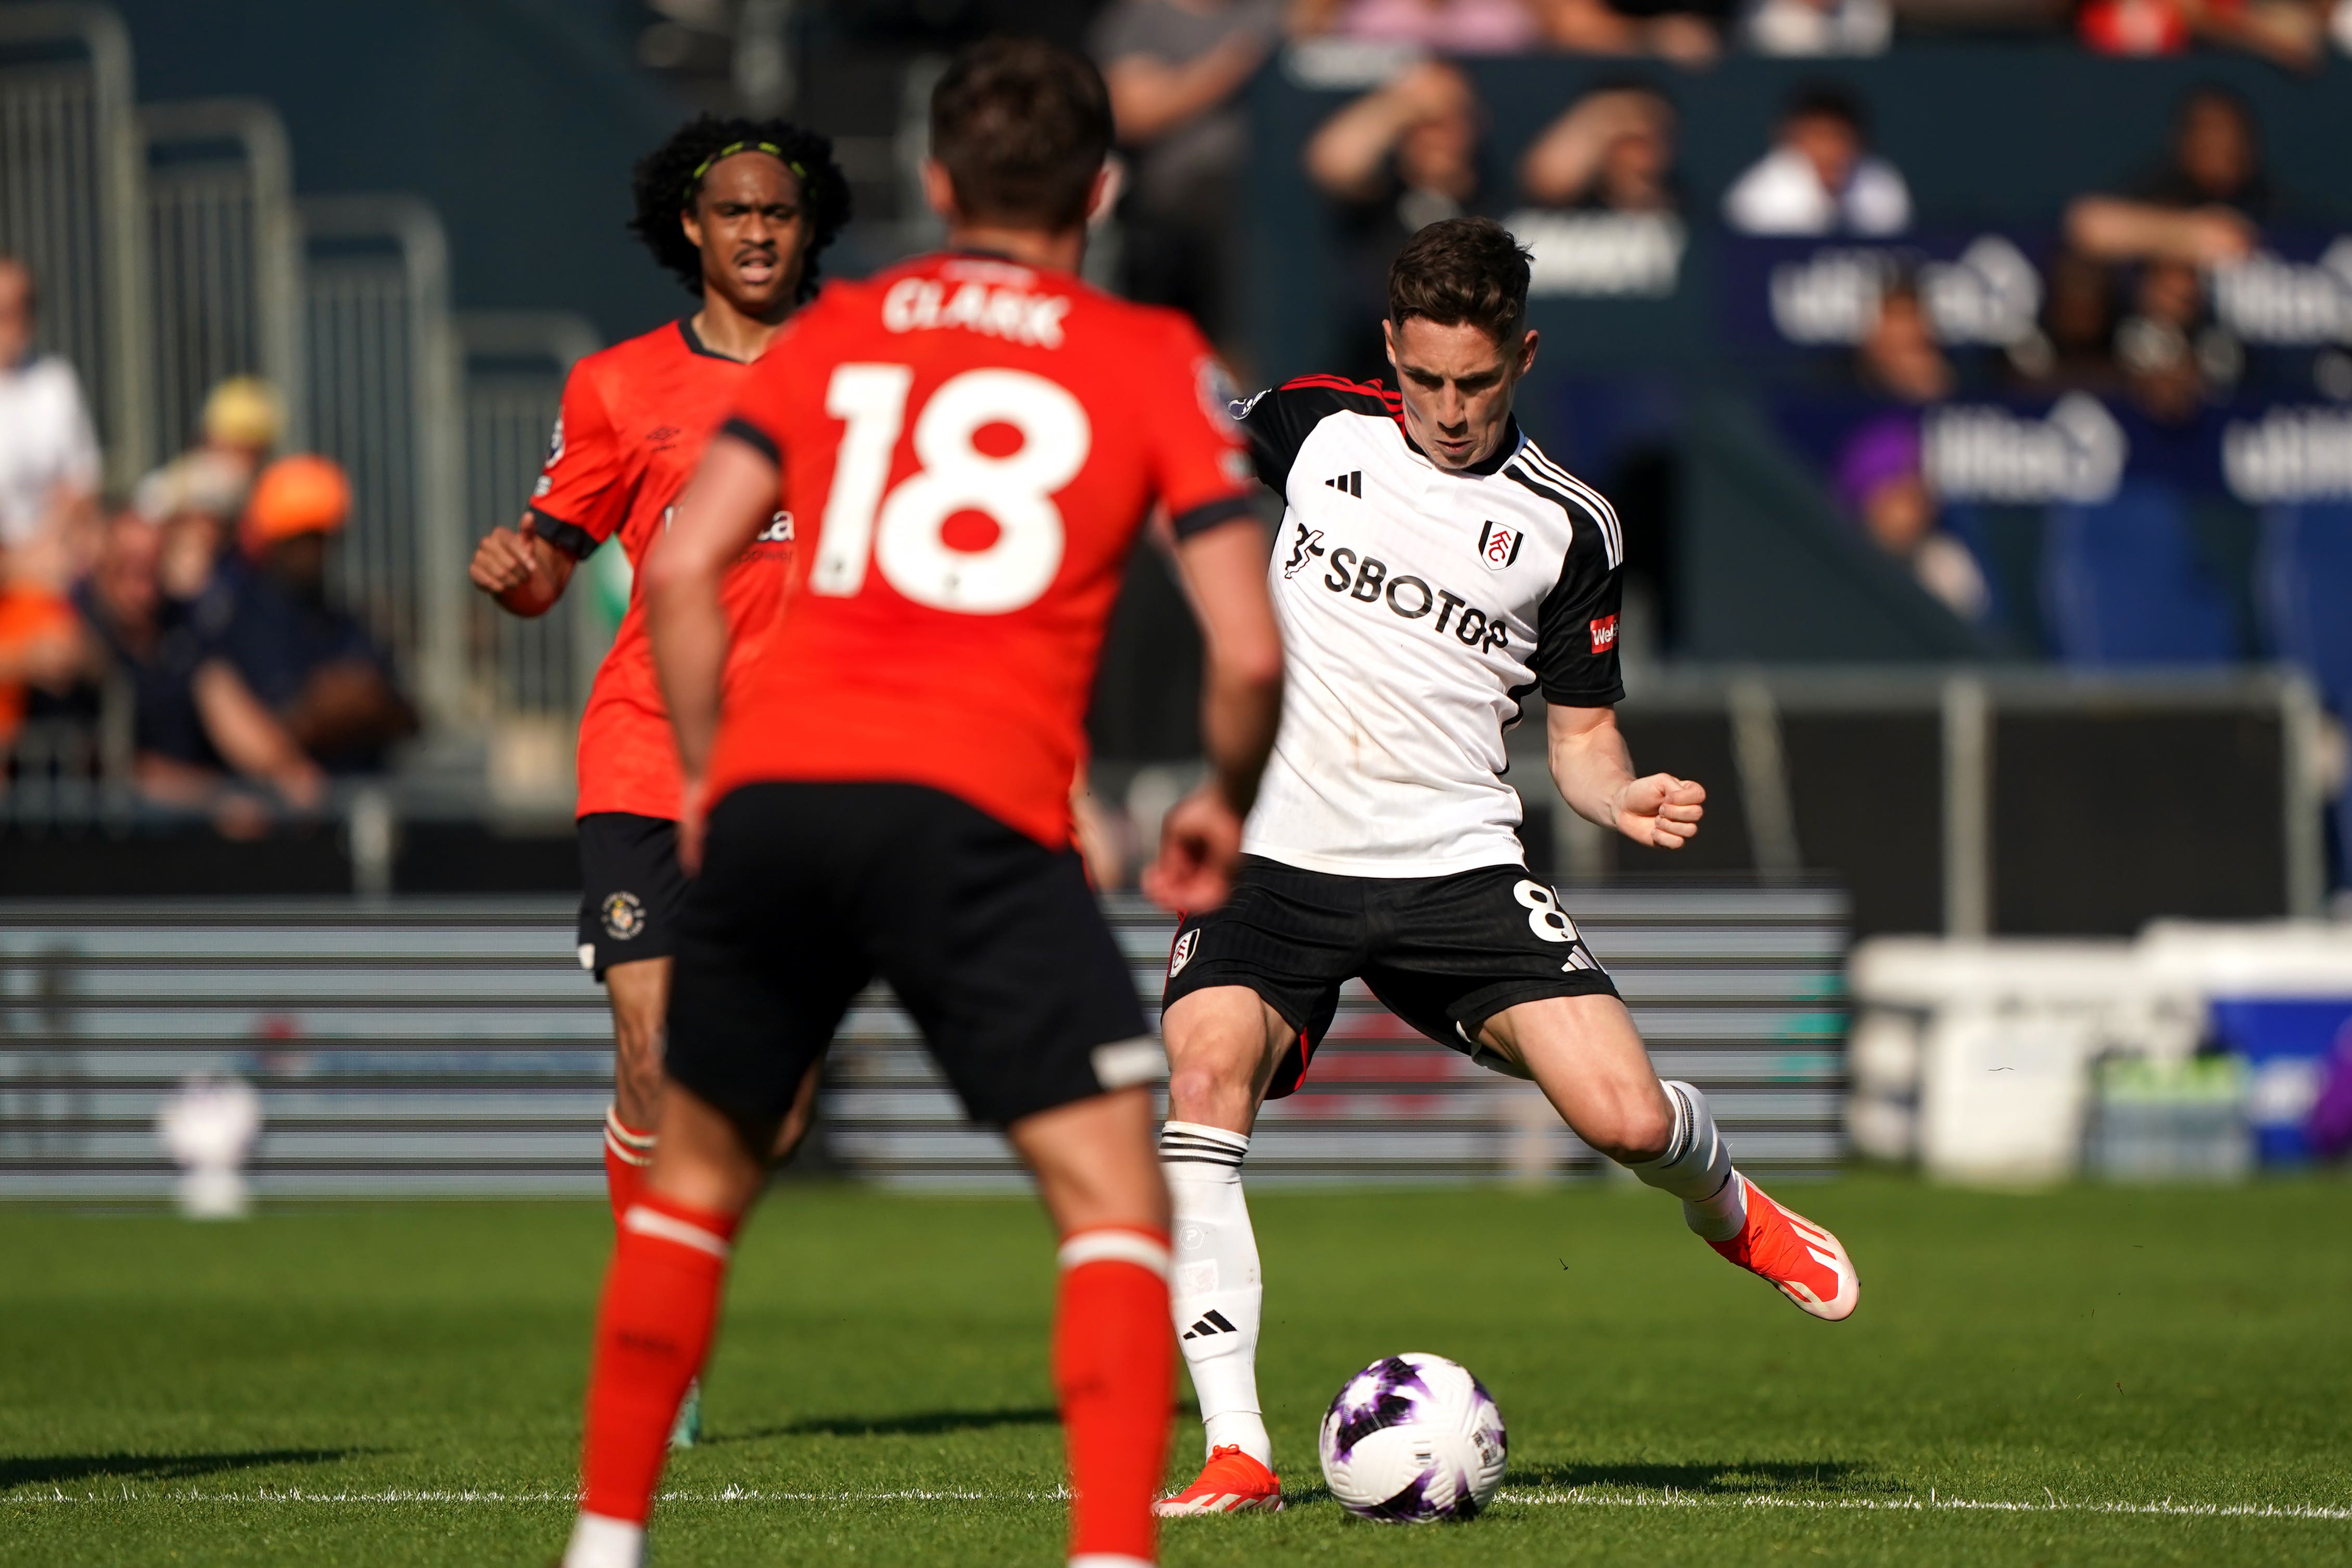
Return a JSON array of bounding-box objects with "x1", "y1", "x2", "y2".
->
[
  {"x1": 1785, "y1": 82, "x2": 1866, "y2": 134},
  {"x1": 1387, "y1": 217, "x2": 1532, "y2": 346},
  {"x1": 628, "y1": 115, "x2": 852, "y2": 302},
  {"x1": 929, "y1": 38, "x2": 1112, "y2": 232}
]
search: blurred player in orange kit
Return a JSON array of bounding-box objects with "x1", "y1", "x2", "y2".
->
[
  {"x1": 556, "y1": 38, "x2": 1287, "y2": 1568},
  {"x1": 468, "y1": 115, "x2": 850, "y2": 1445}
]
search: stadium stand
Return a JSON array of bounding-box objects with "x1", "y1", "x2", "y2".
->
[{"x1": 2041, "y1": 480, "x2": 2242, "y2": 665}]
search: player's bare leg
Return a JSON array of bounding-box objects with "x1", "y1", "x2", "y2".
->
[
  {"x1": 1008, "y1": 1086, "x2": 1175, "y2": 1568},
  {"x1": 1480, "y1": 994, "x2": 1859, "y2": 1320},
  {"x1": 601, "y1": 958, "x2": 669, "y2": 1221},
  {"x1": 601, "y1": 960, "x2": 821, "y2": 1448},
  {"x1": 1154, "y1": 986, "x2": 1292, "y2": 1514},
  {"x1": 564, "y1": 1081, "x2": 772, "y2": 1568}
]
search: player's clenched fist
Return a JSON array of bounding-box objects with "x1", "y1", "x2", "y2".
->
[
  {"x1": 1612, "y1": 773, "x2": 1705, "y2": 850},
  {"x1": 469, "y1": 519, "x2": 538, "y2": 593},
  {"x1": 469, "y1": 516, "x2": 568, "y2": 617},
  {"x1": 1143, "y1": 785, "x2": 1247, "y2": 913}
]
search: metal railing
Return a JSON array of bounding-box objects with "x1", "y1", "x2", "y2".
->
[
  {"x1": 139, "y1": 97, "x2": 302, "y2": 455},
  {"x1": 456, "y1": 313, "x2": 602, "y2": 717},
  {"x1": 1529, "y1": 664, "x2": 2331, "y2": 929},
  {"x1": 0, "y1": 2, "x2": 151, "y2": 483},
  {"x1": 300, "y1": 194, "x2": 464, "y2": 730}
]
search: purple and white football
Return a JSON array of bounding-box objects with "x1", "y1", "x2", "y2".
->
[{"x1": 1317, "y1": 1351, "x2": 1507, "y2": 1523}]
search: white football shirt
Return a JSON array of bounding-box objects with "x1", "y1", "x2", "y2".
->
[
  {"x1": 1232, "y1": 375, "x2": 1624, "y2": 877},
  {"x1": 0, "y1": 353, "x2": 100, "y2": 548}
]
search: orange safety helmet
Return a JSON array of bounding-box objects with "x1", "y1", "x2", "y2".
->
[{"x1": 244, "y1": 454, "x2": 351, "y2": 552}]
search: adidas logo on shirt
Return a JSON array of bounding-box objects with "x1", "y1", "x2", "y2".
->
[
  {"x1": 1323, "y1": 470, "x2": 1362, "y2": 497},
  {"x1": 1182, "y1": 1309, "x2": 1240, "y2": 1341}
]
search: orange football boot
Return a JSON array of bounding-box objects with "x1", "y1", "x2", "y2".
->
[
  {"x1": 1708, "y1": 1175, "x2": 1860, "y2": 1321},
  {"x1": 1153, "y1": 1444, "x2": 1284, "y2": 1515}
]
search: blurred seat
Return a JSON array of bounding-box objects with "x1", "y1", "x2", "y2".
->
[
  {"x1": 2041, "y1": 479, "x2": 2238, "y2": 665},
  {"x1": 2256, "y1": 501, "x2": 2352, "y2": 883}
]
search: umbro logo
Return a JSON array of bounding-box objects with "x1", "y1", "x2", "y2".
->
[
  {"x1": 1181, "y1": 1309, "x2": 1240, "y2": 1341},
  {"x1": 646, "y1": 425, "x2": 682, "y2": 446},
  {"x1": 1323, "y1": 470, "x2": 1362, "y2": 498}
]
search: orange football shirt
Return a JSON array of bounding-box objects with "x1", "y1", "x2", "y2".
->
[
  {"x1": 710, "y1": 250, "x2": 1257, "y2": 848},
  {"x1": 530, "y1": 320, "x2": 793, "y2": 821}
]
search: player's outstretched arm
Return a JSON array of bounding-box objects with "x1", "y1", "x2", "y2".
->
[
  {"x1": 1144, "y1": 519, "x2": 1284, "y2": 912},
  {"x1": 1547, "y1": 701, "x2": 1704, "y2": 851},
  {"x1": 467, "y1": 515, "x2": 575, "y2": 618},
  {"x1": 646, "y1": 435, "x2": 776, "y2": 870}
]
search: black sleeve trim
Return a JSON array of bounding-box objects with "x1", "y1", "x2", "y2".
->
[
  {"x1": 1170, "y1": 493, "x2": 1257, "y2": 541},
  {"x1": 1522, "y1": 460, "x2": 1625, "y2": 709},
  {"x1": 719, "y1": 415, "x2": 780, "y2": 467},
  {"x1": 1540, "y1": 677, "x2": 1628, "y2": 707},
  {"x1": 528, "y1": 509, "x2": 600, "y2": 562},
  {"x1": 1234, "y1": 375, "x2": 1401, "y2": 494}
]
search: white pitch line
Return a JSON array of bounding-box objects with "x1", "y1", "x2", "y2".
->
[
  {"x1": 1492, "y1": 1490, "x2": 2352, "y2": 1522},
  {"x1": 4, "y1": 1486, "x2": 2348, "y2": 1521}
]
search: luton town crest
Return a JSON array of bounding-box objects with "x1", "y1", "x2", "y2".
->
[{"x1": 602, "y1": 891, "x2": 647, "y2": 941}]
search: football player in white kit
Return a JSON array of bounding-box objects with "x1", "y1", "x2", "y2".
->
[{"x1": 1147, "y1": 218, "x2": 1860, "y2": 1516}]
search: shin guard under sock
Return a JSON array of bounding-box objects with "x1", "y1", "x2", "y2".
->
[
  {"x1": 578, "y1": 1193, "x2": 737, "y2": 1526},
  {"x1": 1626, "y1": 1080, "x2": 1748, "y2": 1241},
  {"x1": 1159, "y1": 1121, "x2": 1270, "y2": 1466},
  {"x1": 1055, "y1": 1226, "x2": 1173, "y2": 1566}
]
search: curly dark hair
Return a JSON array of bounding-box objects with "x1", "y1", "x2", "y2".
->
[{"x1": 628, "y1": 115, "x2": 852, "y2": 303}]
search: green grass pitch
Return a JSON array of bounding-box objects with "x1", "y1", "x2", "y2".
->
[{"x1": 3, "y1": 1177, "x2": 2348, "y2": 1566}]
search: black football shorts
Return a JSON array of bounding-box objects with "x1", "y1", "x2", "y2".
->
[
  {"x1": 576, "y1": 812, "x2": 688, "y2": 980},
  {"x1": 1160, "y1": 855, "x2": 1620, "y2": 1098},
  {"x1": 665, "y1": 781, "x2": 1160, "y2": 1130}
]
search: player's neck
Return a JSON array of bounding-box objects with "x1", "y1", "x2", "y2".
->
[
  {"x1": 688, "y1": 298, "x2": 786, "y2": 363},
  {"x1": 942, "y1": 223, "x2": 1085, "y2": 276}
]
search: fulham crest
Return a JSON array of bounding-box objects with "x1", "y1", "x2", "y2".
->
[
  {"x1": 1477, "y1": 520, "x2": 1524, "y2": 572},
  {"x1": 1168, "y1": 928, "x2": 1199, "y2": 978}
]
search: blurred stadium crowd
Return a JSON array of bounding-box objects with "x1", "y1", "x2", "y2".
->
[
  {"x1": 3, "y1": 0, "x2": 2350, "y2": 902},
  {"x1": 0, "y1": 269, "x2": 413, "y2": 827}
]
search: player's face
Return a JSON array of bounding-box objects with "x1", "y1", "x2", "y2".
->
[
  {"x1": 1384, "y1": 316, "x2": 1538, "y2": 472},
  {"x1": 683, "y1": 153, "x2": 810, "y2": 318}
]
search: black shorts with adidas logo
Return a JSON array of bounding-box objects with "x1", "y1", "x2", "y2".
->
[{"x1": 1160, "y1": 855, "x2": 1618, "y2": 1098}]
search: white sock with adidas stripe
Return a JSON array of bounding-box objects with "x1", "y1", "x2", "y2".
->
[
  {"x1": 1627, "y1": 1080, "x2": 1748, "y2": 1242},
  {"x1": 1160, "y1": 1120, "x2": 1271, "y2": 1468}
]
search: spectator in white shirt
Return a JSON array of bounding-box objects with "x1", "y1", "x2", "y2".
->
[
  {"x1": 1722, "y1": 84, "x2": 1910, "y2": 237},
  {"x1": 0, "y1": 256, "x2": 101, "y2": 582},
  {"x1": 1741, "y1": 0, "x2": 1891, "y2": 55}
]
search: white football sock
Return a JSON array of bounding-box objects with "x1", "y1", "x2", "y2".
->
[
  {"x1": 562, "y1": 1512, "x2": 643, "y2": 1568},
  {"x1": 1625, "y1": 1080, "x2": 1748, "y2": 1242},
  {"x1": 1160, "y1": 1120, "x2": 1271, "y2": 1468}
]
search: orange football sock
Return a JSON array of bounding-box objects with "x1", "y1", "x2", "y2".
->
[
  {"x1": 602, "y1": 1107, "x2": 656, "y2": 1226},
  {"x1": 1054, "y1": 1226, "x2": 1173, "y2": 1564},
  {"x1": 579, "y1": 1193, "x2": 736, "y2": 1525}
]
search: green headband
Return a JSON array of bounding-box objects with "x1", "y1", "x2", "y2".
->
[{"x1": 688, "y1": 140, "x2": 808, "y2": 193}]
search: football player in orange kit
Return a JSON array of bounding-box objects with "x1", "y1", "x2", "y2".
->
[
  {"x1": 467, "y1": 116, "x2": 849, "y2": 1444},
  {"x1": 555, "y1": 40, "x2": 1287, "y2": 1568}
]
